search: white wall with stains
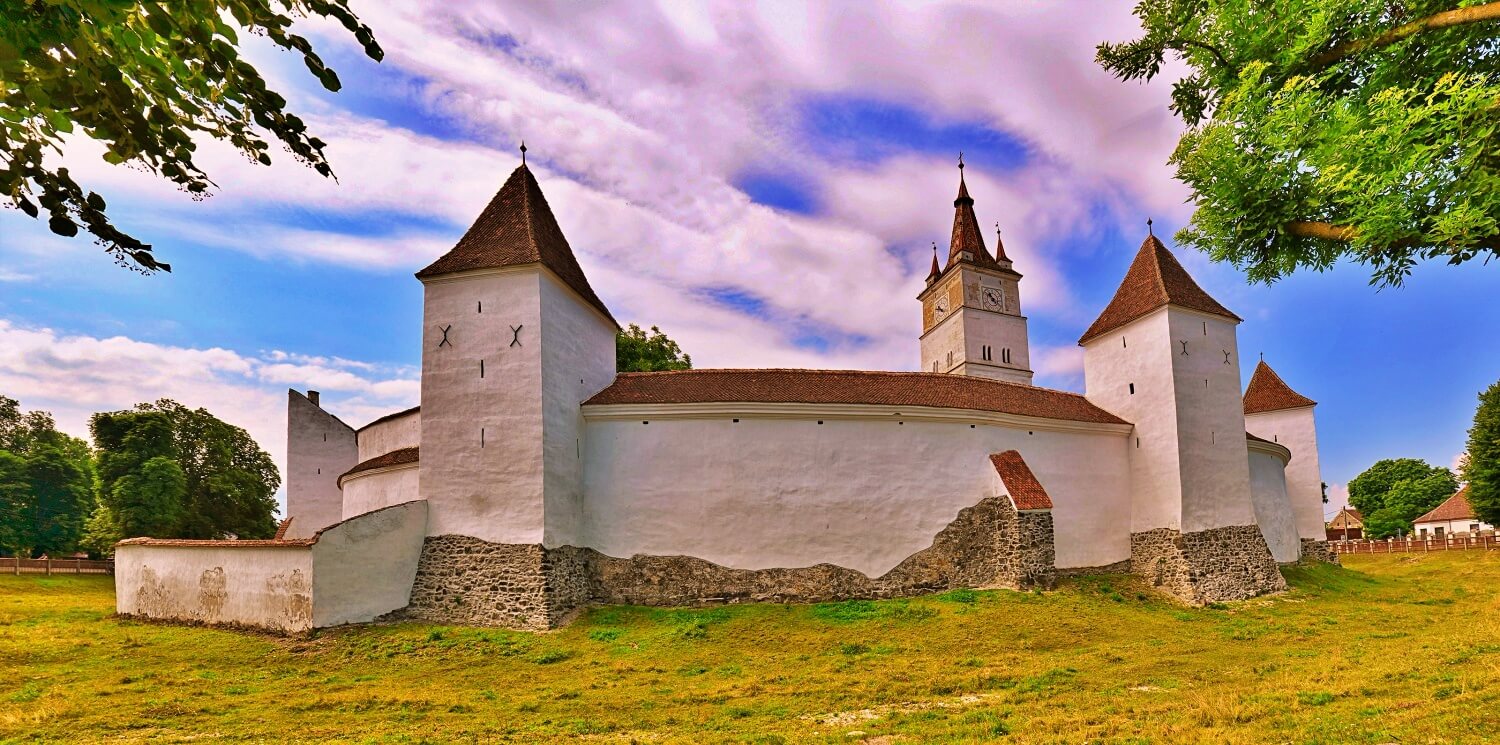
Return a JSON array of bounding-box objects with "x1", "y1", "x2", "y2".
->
[
  {"x1": 1247, "y1": 443, "x2": 1300, "y2": 562},
  {"x1": 357, "y1": 409, "x2": 421, "y2": 461},
  {"x1": 1244, "y1": 405, "x2": 1327, "y2": 541},
  {"x1": 285, "y1": 390, "x2": 357, "y2": 539}
]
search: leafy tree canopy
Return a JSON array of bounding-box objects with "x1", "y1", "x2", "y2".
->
[
  {"x1": 617, "y1": 324, "x2": 693, "y2": 373},
  {"x1": 1, "y1": 1, "x2": 381, "y2": 273},
  {"x1": 1348, "y1": 457, "x2": 1459, "y2": 537},
  {"x1": 0, "y1": 395, "x2": 93, "y2": 557},
  {"x1": 1098, "y1": 0, "x2": 1500, "y2": 286},
  {"x1": 91, "y1": 399, "x2": 279, "y2": 543},
  {"x1": 1463, "y1": 378, "x2": 1500, "y2": 525}
]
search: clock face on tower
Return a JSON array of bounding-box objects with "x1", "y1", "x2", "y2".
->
[
  {"x1": 981, "y1": 286, "x2": 1003, "y2": 311},
  {"x1": 933, "y1": 295, "x2": 949, "y2": 318}
]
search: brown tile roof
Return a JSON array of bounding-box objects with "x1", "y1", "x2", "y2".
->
[
  {"x1": 273, "y1": 518, "x2": 293, "y2": 540},
  {"x1": 357, "y1": 405, "x2": 420, "y2": 433},
  {"x1": 1078, "y1": 234, "x2": 1241, "y2": 345},
  {"x1": 1243, "y1": 360, "x2": 1316, "y2": 414},
  {"x1": 1328, "y1": 507, "x2": 1363, "y2": 528},
  {"x1": 584, "y1": 369, "x2": 1128, "y2": 425},
  {"x1": 1413, "y1": 487, "x2": 1477, "y2": 524},
  {"x1": 117, "y1": 537, "x2": 315, "y2": 547},
  {"x1": 338, "y1": 446, "x2": 419, "y2": 485},
  {"x1": 989, "y1": 450, "x2": 1052, "y2": 510},
  {"x1": 416, "y1": 164, "x2": 616, "y2": 325}
]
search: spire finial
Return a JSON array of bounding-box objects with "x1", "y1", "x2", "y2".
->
[
  {"x1": 519, "y1": 141, "x2": 527, "y2": 165},
  {"x1": 1146, "y1": 217, "x2": 1153, "y2": 236},
  {"x1": 1260, "y1": 351, "x2": 1264, "y2": 361},
  {"x1": 995, "y1": 221, "x2": 1001, "y2": 239},
  {"x1": 932, "y1": 240, "x2": 939, "y2": 255},
  {"x1": 957, "y1": 151, "x2": 965, "y2": 172}
]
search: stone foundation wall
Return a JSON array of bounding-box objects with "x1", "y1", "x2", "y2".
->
[
  {"x1": 1130, "y1": 525, "x2": 1287, "y2": 604},
  {"x1": 399, "y1": 496, "x2": 1055, "y2": 628},
  {"x1": 1298, "y1": 538, "x2": 1340, "y2": 566},
  {"x1": 1053, "y1": 558, "x2": 1133, "y2": 578}
]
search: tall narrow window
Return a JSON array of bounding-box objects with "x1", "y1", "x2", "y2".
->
[
  {"x1": 480, "y1": 359, "x2": 486, "y2": 378},
  {"x1": 480, "y1": 428, "x2": 485, "y2": 447},
  {"x1": 947, "y1": 351, "x2": 953, "y2": 366},
  {"x1": 1003, "y1": 348, "x2": 1012, "y2": 364},
  {"x1": 478, "y1": 301, "x2": 483, "y2": 314},
  {"x1": 1202, "y1": 321, "x2": 1207, "y2": 335},
  {"x1": 1129, "y1": 383, "x2": 1135, "y2": 395}
]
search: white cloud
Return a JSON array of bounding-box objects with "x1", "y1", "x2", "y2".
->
[
  {"x1": 1325, "y1": 483, "x2": 1351, "y2": 517},
  {"x1": 0, "y1": 269, "x2": 34, "y2": 283},
  {"x1": 0, "y1": 319, "x2": 419, "y2": 511}
]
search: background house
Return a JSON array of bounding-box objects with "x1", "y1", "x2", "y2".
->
[
  {"x1": 1412, "y1": 487, "x2": 1494, "y2": 538},
  {"x1": 1327, "y1": 507, "x2": 1364, "y2": 541}
]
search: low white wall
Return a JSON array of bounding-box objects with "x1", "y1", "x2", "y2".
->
[
  {"x1": 1247, "y1": 445, "x2": 1300, "y2": 563},
  {"x1": 312, "y1": 500, "x2": 428, "y2": 627},
  {"x1": 342, "y1": 465, "x2": 421, "y2": 519},
  {"x1": 358, "y1": 409, "x2": 421, "y2": 461},
  {"x1": 580, "y1": 405, "x2": 1133, "y2": 575},
  {"x1": 114, "y1": 500, "x2": 428, "y2": 632},
  {"x1": 115, "y1": 543, "x2": 315, "y2": 632}
]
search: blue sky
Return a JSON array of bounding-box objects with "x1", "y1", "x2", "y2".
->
[{"x1": 1, "y1": 1, "x2": 1495, "y2": 515}]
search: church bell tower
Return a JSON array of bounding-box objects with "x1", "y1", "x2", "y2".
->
[{"x1": 916, "y1": 156, "x2": 1033, "y2": 385}]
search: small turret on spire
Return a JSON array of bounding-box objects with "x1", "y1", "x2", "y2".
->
[
  {"x1": 926, "y1": 241, "x2": 942, "y2": 281},
  {"x1": 993, "y1": 221, "x2": 1012, "y2": 263}
]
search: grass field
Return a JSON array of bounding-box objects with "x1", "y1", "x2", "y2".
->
[{"x1": 3, "y1": 554, "x2": 1499, "y2": 744}]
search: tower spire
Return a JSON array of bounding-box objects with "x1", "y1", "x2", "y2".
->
[
  {"x1": 993, "y1": 221, "x2": 1011, "y2": 262},
  {"x1": 948, "y1": 155, "x2": 991, "y2": 265},
  {"x1": 926, "y1": 241, "x2": 941, "y2": 280}
]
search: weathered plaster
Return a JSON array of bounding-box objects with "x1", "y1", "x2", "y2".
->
[
  {"x1": 357, "y1": 408, "x2": 420, "y2": 462},
  {"x1": 1247, "y1": 443, "x2": 1301, "y2": 563},
  {"x1": 1245, "y1": 406, "x2": 1328, "y2": 542},
  {"x1": 341, "y1": 463, "x2": 420, "y2": 520}
]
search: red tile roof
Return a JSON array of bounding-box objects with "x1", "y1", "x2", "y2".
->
[
  {"x1": 1413, "y1": 487, "x2": 1477, "y2": 524},
  {"x1": 416, "y1": 164, "x2": 616, "y2": 325},
  {"x1": 338, "y1": 446, "x2": 419, "y2": 485},
  {"x1": 937, "y1": 168, "x2": 1018, "y2": 279},
  {"x1": 1078, "y1": 234, "x2": 1241, "y2": 345},
  {"x1": 273, "y1": 518, "x2": 293, "y2": 540},
  {"x1": 1243, "y1": 360, "x2": 1316, "y2": 414},
  {"x1": 989, "y1": 450, "x2": 1052, "y2": 510},
  {"x1": 584, "y1": 369, "x2": 1128, "y2": 425},
  {"x1": 117, "y1": 537, "x2": 315, "y2": 547}
]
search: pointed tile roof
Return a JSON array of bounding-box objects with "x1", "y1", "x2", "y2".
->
[
  {"x1": 1413, "y1": 486, "x2": 1477, "y2": 524},
  {"x1": 1077, "y1": 233, "x2": 1241, "y2": 345},
  {"x1": 1243, "y1": 360, "x2": 1316, "y2": 414},
  {"x1": 926, "y1": 245, "x2": 941, "y2": 281},
  {"x1": 948, "y1": 170, "x2": 999, "y2": 269},
  {"x1": 417, "y1": 164, "x2": 616, "y2": 325}
]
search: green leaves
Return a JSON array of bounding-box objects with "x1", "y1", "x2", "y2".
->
[
  {"x1": 1101, "y1": 0, "x2": 1500, "y2": 286},
  {"x1": 1463, "y1": 380, "x2": 1500, "y2": 527},
  {"x1": 617, "y1": 324, "x2": 693, "y2": 373},
  {"x1": 1, "y1": 0, "x2": 382, "y2": 274}
]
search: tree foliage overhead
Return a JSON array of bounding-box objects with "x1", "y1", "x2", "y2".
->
[
  {"x1": 0, "y1": 1, "x2": 382, "y2": 273},
  {"x1": 91, "y1": 399, "x2": 279, "y2": 543},
  {"x1": 1463, "y1": 378, "x2": 1500, "y2": 525},
  {"x1": 1347, "y1": 457, "x2": 1459, "y2": 537},
  {"x1": 617, "y1": 324, "x2": 693, "y2": 373},
  {"x1": 1098, "y1": 0, "x2": 1500, "y2": 286}
]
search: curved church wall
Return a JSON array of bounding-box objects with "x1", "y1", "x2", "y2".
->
[
  {"x1": 578, "y1": 405, "x2": 1133, "y2": 576},
  {"x1": 358, "y1": 409, "x2": 421, "y2": 462},
  {"x1": 341, "y1": 464, "x2": 421, "y2": 520},
  {"x1": 1247, "y1": 444, "x2": 1300, "y2": 563},
  {"x1": 1244, "y1": 407, "x2": 1326, "y2": 541}
]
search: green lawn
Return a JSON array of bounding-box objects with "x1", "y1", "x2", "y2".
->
[{"x1": 2, "y1": 554, "x2": 1499, "y2": 743}]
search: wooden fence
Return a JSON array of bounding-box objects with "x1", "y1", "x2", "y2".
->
[
  {"x1": 0, "y1": 557, "x2": 114, "y2": 575},
  {"x1": 1332, "y1": 534, "x2": 1499, "y2": 555}
]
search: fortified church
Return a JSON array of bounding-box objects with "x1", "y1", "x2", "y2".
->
[{"x1": 116, "y1": 155, "x2": 1336, "y2": 633}]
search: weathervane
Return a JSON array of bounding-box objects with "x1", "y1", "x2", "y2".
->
[
  {"x1": 957, "y1": 151, "x2": 965, "y2": 171},
  {"x1": 519, "y1": 141, "x2": 527, "y2": 165},
  {"x1": 1147, "y1": 217, "x2": 1154, "y2": 236}
]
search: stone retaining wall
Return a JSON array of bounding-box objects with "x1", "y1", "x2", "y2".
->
[
  {"x1": 1298, "y1": 538, "x2": 1340, "y2": 566},
  {"x1": 1130, "y1": 524, "x2": 1287, "y2": 604},
  {"x1": 401, "y1": 495, "x2": 1055, "y2": 629}
]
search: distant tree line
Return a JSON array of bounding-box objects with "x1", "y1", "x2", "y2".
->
[
  {"x1": 0, "y1": 396, "x2": 279, "y2": 559},
  {"x1": 1348, "y1": 375, "x2": 1500, "y2": 538}
]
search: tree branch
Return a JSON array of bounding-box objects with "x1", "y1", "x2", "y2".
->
[
  {"x1": 1286, "y1": 220, "x2": 1500, "y2": 252},
  {"x1": 1165, "y1": 37, "x2": 1234, "y2": 72},
  {"x1": 1308, "y1": 1, "x2": 1500, "y2": 70}
]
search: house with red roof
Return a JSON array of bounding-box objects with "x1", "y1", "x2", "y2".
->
[
  {"x1": 1412, "y1": 487, "x2": 1494, "y2": 538},
  {"x1": 115, "y1": 153, "x2": 1334, "y2": 632}
]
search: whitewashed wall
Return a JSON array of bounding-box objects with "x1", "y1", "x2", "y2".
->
[
  {"x1": 1245, "y1": 406, "x2": 1326, "y2": 541},
  {"x1": 580, "y1": 406, "x2": 1132, "y2": 575},
  {"x1": 538, "y1": 274, "x2": 618, "y2": 548},
  {"x1": 341, "y1": 464, "x2": 420, "y2": 519},
  {"x1": 310, "y1": 500, "x2": 428, "y2": 627},
  {"x1": 1247, "y1": 444, "x2": 1300, "y2": 562},
  {"x1": 1083, "y1": 309, "x2": 1183, "y2": 532},
  {"x1": 1413, "y1": 518, "x2": 1494, "y2": 536},
  {"x1": 285, "y1": 390, "x2": 357, "y2": 539},
  {"x1": 358, "y1": 409, "x2": 420, "y2": 461},
  {"x1": 1167, "y1": 309, "x2": 1257, "y2": 532},
  {"x1": 115, "y1": 501, "x2": 427, "y2": 632},
  {"x1": 419, "y1": 269, "x2": 545, "y2": 542},
  {"x1": 116, "y1": 544, "x2": 315, "y2": 632}
]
